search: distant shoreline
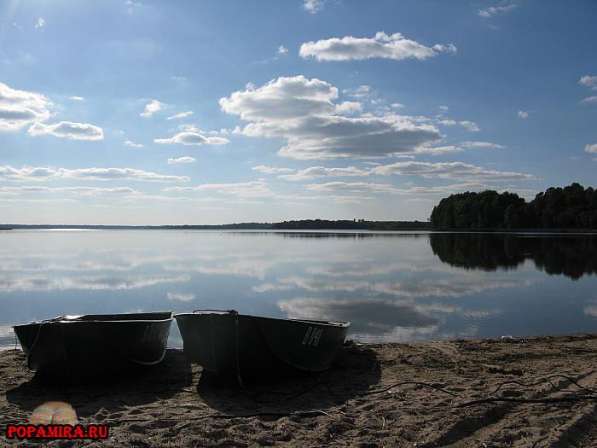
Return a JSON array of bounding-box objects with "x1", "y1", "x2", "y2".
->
[{"x1": 1, "y1": 223, "x2": 596, "y2": 233}]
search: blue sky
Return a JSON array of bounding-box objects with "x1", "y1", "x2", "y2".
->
[{"x1": 1, "y1": 0, "x2": 596, "y2": 224}]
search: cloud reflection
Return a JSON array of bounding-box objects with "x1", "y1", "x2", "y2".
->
[
  {"x1": 0, "y1": 275, "x2": 190, "y2": 292},
  {"x1": 279, "y1": 298, "x2": 439, "y2": 342}
]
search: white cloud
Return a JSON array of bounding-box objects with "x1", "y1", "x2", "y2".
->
[
  {"x1": 0, "y1": 81, "x2": 52, "y2": 132},
  {"x1": 581, "y1": 96, "x2": 597, "y2": 105},
  {"x1": 579, "y1": 75, "x2": 597, "y2": 90},
  {"x1": 299, "y1": 32, "x2": 457, "y2": 62},
  {"x1": 460, "y1": 141, "x2": 504, "y2": 149},
  {"x1": 370, "y1": 160, "x2": 533, "y2": 181},
  {"x1": 140, "y1": 99, "x2": 163, "y2": 117},
  {"x1": 343, "y1": 85, "x2": 371, "y2": 99},
  {"x1": 124, "y1": 139, "x2": 144, "y2": 148},
  {"x1": 478, "y1": 3, "x2": 517, "y2": 18},
  {"x1": 439, "y1": 119, "x2": 480, "y2": 132},
  {"x1": 28, "y1": 121, "x2": 104, "y2": 141},
  {"x1": 518, "y1": 110, "x2": 529, "y2": 119},
  {"x1": 167, "y1": 111, "x2": 193, "y2": 120},
  {"x1": 585, "y1": 144, "x2": 597, "y2": 154},
  {"x1": 277, "y1": 45, "x2": 288, "y2": 55},
  {"x1": 0, "y1": 185, "x2": 140, "y2": 197},
  {"x1": 0, "y1": 165, "x2": 189, "y2": 182},
  {"x1": 334, "y1": 101, "x2": 362, "y2": 115},
  {"x1": 438, "y1": 105, "x2": 449, "y2": 112},
  {"x1": 306, "y1": 181, "x2": 402, "y2": 194},
  {"x1": 303, "y1": 181, "x2": 520, "y2": 197},
  {"x1": 168, "y1": 156, "x2": 196, "y2": 165},
  {"x1": 459, "y1": 120, "x2": 480, "y2": 132},
  {"x1": 415, "y1": 145, "x2": 464, "y2": 155},
  {"x1": 154, "y1": 131, "x2": 229, "y2": 146},
  {"x1": 303, "y1": 0, "x2": 324, "y2": 14},
  {"x1": 252, "y1": 165, "x2": 295, "y2": 174},
  {"x1": 164, "y1": 180, "x2": 273, "y2": 198},
  {"x1": 279, "y1": 166, "x2": 369, "y2": 181},
  {"x1": 34, "y1": 17, "x2": 45, "y2": 29},
  {"x1": 220, "y1": 75, "x2": 441, "y2": 160},
  {"x1": 69, "y1": 96, "x2": 85, "y2": 101}
]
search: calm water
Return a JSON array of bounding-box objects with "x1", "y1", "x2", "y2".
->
[{"x1": 1, "y1": 230, "x2": 596, "y2": 349}]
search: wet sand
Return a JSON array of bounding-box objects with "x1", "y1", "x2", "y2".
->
[{"x1": 1, "y1": 334, "x2": 596, "y2": 447}]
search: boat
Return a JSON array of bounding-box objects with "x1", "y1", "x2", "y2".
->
[
  {"x1": 175, "y1": 310, "x2": 349, "y2": 383},
  {"x1": 13, "y1": 312, "x2": 173, "y2": 376}
]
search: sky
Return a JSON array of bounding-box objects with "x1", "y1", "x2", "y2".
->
[{"x1": 0, "y1": 0, "x2": 596, "y2": 225}]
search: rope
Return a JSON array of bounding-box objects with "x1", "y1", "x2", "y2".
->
[{"x1": 234, "y1": 311, "x2": 244, "y2": 388}]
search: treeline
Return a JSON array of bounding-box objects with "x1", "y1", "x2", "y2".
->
[
  {"x1": 430, "y1": 183, "x2": 597, "y2": 229},
  {"x1": 271, "y1": 219, "x2": 431, "y2": 230},
  {"x1": 2, "y1": 221, "x2": 432, "y2": 231}
]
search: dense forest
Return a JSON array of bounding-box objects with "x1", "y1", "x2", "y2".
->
[{"x1": 430, "y1": 183, "x2": 597, "y2": 229}]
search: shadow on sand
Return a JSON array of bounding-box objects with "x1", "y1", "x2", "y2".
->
[
  {"x1": 196, "y1": 341, "x2": 381, "y2": 417},
  {"x1": 4, "y1": 349, "x2": 192, "y2": 421}
]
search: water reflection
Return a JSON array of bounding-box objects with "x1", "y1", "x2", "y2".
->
[
  {"x1": 0, "y1": 230, "x2": 596, "y2": 348},
  {"x1": 430, "y1": 233, "x2": 597, "y2": 279},
  {"x1": 279, "y1": 298, "x2": 438, "y2": 342}
]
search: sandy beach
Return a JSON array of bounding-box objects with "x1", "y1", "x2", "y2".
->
[{"x1": 1, "y1": 334, "x2": 596, "y2": 447}]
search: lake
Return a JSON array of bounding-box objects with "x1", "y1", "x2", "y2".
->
[{"x1": 1, "y1": 230, "x2": 596, "y2": 349}]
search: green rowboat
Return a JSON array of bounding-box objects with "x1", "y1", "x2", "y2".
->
[
  {"x1": 175, "y1": 310, "x2": 349, "y2": 383},
  {"x1": 13, "y1": 312, "x2": 173, "y2": 375}
]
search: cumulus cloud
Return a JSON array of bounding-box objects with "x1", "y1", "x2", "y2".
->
[
  {"x1": 277, "y1": 45, "x2": 288, "y2": 55},
  {"x1": 334, "y1": 101, "x2": 362, "y2": 115},
  {"x1": 164, "y1": 180, "x2": 273, "y2": 198},
  {"x1": 140, "y1": 99, "x2": 163, "y2": 117},
  {"x1": 69, "y1": 96, "x2": 85, "y2": 101},
  {"x1": 478, "y1": 3, "x2": 517, "y2": 18},
  {"x1": 0, "y1": 165, "x2": 189, "y2": 182},
  {"x1": 252, "y1": 165, "x2": 295, "y2": 174},
  {"x1": 0, "y1": 81, "x2": 52, "y2": 132},
  {"x1": 299, "y1": 32, "x2": 457, "y2": 62},
  {"x1": 124, "y1": 139, "x2": 143, "y2": 148},
  {"x1": 35, "y1": 17, "x2": 45, "y2": 29},
  {"x1": 28, "y1": 121, "x2": 104, "y2": 140},
  {"x1": 518, "y1": 110, "x2": 529, "y2": 119},
  {"x1": 168, "y1": 156, "x2": 196, "y2": 165},
  {"x1": 220, "y1": 75, "x2": 441, "y2": 160},
  {"x1": 167, "y1": 111, "x2": 193, "y2": 120},
  {"x1": 279, "y1": 166, "x2": 369, "y2": 181},
  {"x1": 154, "y1": 131, "x2": 229, "y2": 146},
  {"x1": 303, "y1": 0, "x2": 324, "y2": 14},
  {"x1": 585, "y1": 144, "x2": 597, "y2": 154}
]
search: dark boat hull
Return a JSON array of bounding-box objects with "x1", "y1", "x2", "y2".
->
[
  {"x1": 13, "y1": 312, "x2": 173, "y2": 375},
  {"x1": 175, "y1": 311, "x2": 349, "y2": 381}
]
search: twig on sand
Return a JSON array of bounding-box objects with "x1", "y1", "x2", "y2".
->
[
  {"x1": 490, "y1": 372, "x2": 596, "y2": 396},
  {"x1": 363, "y1": 381, "x2": 458, "y2": 397},
  {"x1": 457, "y1": 395, "x2": 597, "y2": 408}
]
